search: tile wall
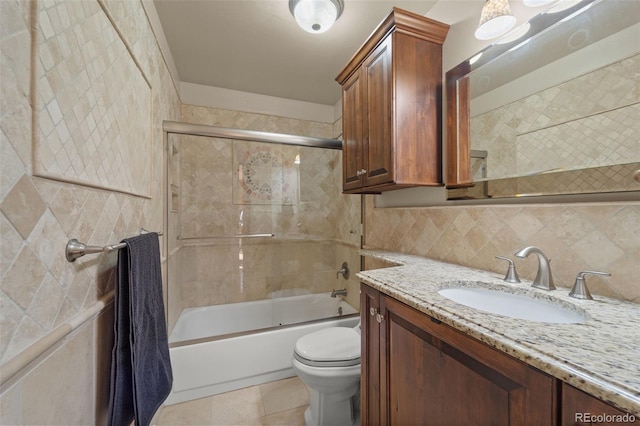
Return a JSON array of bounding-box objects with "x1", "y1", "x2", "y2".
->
[
  {"x1": 3, "y1": 2, "x2": 636, "y2": 425},
  {"x1": 364, "y1": 198, "x2": 640, "y2": 302},
  {"x1": 0, "y1": 0, "x2": 181, "y2": 423},
  {"x1": 471, "y1": 55, "x2": 639, "y2": 182},
  {"x1": 167, "y1": 106, "x2": 361, "y2": 325}
]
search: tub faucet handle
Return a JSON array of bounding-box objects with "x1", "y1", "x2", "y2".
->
[
  {"x1": 495, "y1": 256, "x2": 520, "y2": 283},
  {"x1": 336, "y1": 262, "x2": 350, "y2": 280},
  {"x1": 569, "y1": 271, "x2": 610, "y2": 300}
]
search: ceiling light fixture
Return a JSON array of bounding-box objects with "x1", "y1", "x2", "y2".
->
[
  {"x1": 289, "y1": 0, "x2": 344, "y2": 34},
  {"x1": 475, "y1": 0, "x2": 517, "y2": 40}
]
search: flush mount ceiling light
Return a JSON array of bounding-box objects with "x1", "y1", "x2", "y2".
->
[
  {"x1": 289, "y1": 0, "x2": 344, "y2": 34},
  {"x1": 475, "y1": 0, "x2": 517, "y2": 40}
]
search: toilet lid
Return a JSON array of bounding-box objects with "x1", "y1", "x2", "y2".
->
[{"x1": 294, "y1": 327, "x2": 360, "y2": 367}]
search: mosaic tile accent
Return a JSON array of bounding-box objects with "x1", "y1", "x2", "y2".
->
[
  {"x1": 32, "y1": 0, "x2": 152, "y2": 197},
  {"x1": 233, "y1": 144, "x2": 298, "y2": 205}
]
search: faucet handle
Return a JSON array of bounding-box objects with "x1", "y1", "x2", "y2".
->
[
  {"x1": 495, "y1": 256, "x2": 521, "y2": 283},
  {"x1": 569, "y1": 271, "x2": 611, "y2": 300},
  {"x1": 336, "y1": 262, "x2": 350, "y2": 280}
]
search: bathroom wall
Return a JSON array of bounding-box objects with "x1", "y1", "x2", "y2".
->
[
  {"x1": 362, "y1": 7, "x2": 640, "y2": 305},
  {"x1": 166, "y1": 106, "x2": 361, "y2": 320},
  {"x1": 0, "y1": 0, "x2": 180, "y2": 423},
  {"x1": 471, "y1": 55, "x2": 639, "y2": 190},
  {"x1": 364, "y1": 198, "x2": 640, "y2": 303}
]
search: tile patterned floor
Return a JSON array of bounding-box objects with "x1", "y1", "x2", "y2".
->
[{"x1": 154, "y1": 377, "x2": 309, "y2": 425}]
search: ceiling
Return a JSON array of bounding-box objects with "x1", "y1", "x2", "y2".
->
[{"x1": 152, "y1": 0, "x2": 484, "y2": 106}]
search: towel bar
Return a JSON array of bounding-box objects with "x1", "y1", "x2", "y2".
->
[{"x1": 65, "y1": 229, "x2": 163, "y2": 262}]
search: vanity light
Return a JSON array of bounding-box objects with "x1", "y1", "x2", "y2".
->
[
  {"x1": 475, "y1": 0, "x2": 517, "y2": 40},
  {"x1": 289, "y1": 0, "x2": 344, "y2": 34}
]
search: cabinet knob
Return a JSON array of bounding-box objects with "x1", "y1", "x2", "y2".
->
[
  {"x1": 376, "y1": 313, "x2": 385, "y2": 323},
  {"x1": 356, "y1": 170, "x2": 362, "y2": 176},
  {"x1": 369, "y1": 307, "x2": 377, "y2": 316},
  {"x1": 361, "y1": 169, "x2": 367, "y2": 176}
]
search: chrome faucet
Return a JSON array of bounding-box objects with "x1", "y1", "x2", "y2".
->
[
  {"x1": 514, "y1": 246, "x2": 556, "y2": 291},
  {"x1": 331, "y1": 288, "x2": 348, "y2": 298}
]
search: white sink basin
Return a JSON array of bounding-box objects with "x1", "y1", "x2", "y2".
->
[{"x1": 438, "y1": 287, "x2": 587, "y2": 324}]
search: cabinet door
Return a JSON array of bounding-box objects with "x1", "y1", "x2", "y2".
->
[
  {"x1": 360, "y1": 284, "x2": 383, "y2": 425},
  {"x1": 379, "y1": 293, "x2": 556, "y2": 426},
  {"x1": 342, "y1": 70, "x2": 364, "y2": 191},
  {"x1": 561, "y1": 383, "x2": 639, "y2": 425},
  {"x1": 363, "y1": 36, "x2": 393, "y2": 187}
]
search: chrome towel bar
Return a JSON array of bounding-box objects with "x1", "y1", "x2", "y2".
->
[{"x1": 65, "y1": 229, "x2": 163, "y2": 262}]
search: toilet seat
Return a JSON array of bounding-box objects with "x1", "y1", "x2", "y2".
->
[{"x1": 294, "y1": 327, "x2": 360, "y2": 367}]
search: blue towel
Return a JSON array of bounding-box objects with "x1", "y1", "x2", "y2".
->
[{"x1": 108, "y1": 233, "x2": 173, "y2": 426}]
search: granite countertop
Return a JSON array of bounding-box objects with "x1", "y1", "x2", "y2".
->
[{"x1": 357, "y1": 250, "x2": 640, "y2": 416}]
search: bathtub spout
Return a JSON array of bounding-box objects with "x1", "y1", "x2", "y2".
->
[{"x1": 331, "y1": 288, "x2": 348, "y2": 298}]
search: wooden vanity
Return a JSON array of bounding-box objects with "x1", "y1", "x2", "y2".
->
[
  {"x1": 361, "y1": 284, "x2": 639, "y2": 425},
  {"x1": 357, "y1": 252, "x2": 640, "y2": 425}
]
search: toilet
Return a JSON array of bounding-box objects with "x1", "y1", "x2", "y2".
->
[{"x1": 292, "y1": 324, "x2": 361, "y2": 426}]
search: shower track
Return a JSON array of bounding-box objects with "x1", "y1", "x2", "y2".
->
[{"x1": 163, "y1": 120, "x2": 342, "y2": 150}]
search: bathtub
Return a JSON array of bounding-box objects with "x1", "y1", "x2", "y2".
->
[{"x1": 165, "y1": 292, "x2": 359, "y2": 405}]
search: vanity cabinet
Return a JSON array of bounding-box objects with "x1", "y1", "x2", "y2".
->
[
  {"x1": 361, "y1": 284, "x2": 556, "y2": 425},
  {"x1": 361, "y1": 283, "x2": 639, "y2": 425},
  {"x1": 336, "y1": 8, "x2": 449, "y2": 194},
  {"x1": 561, "y1": 384, "x2": 640, "y2": 425}
]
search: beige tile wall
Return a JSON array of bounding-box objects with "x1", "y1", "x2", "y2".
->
[
  {"x1": 168, "y1": 106, "x2": 362, "y2": 321},
  {"x1": 7, "y1": 3, "x2": 636, "y2": 426},
  {"x1": 175, "y1": 241, "x2": 359, "y2": 313},
  {"x1": 32, "y1": 0, "x2": 153, "y2": 197},
  {"x1": 472, "y1": 55, "x2": 640, "y2": 180},
  {"x1": 364, "y1": 197, "x2": 640, "y2": 303},
  {"x1": 0, "y1": 0, "x2": 180, "y2": 424}
]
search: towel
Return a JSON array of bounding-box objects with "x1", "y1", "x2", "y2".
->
[{"x1": 108, "y1": 233, "x2": 173, "y2": 426}]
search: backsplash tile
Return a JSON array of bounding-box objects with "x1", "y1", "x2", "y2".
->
[{"x1": 364, "y1": 199, "x2": 640, "y2": 303}]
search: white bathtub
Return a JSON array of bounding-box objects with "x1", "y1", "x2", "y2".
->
[{"x1": 165, "y1": 292, "x2": 359, "y2": 405}]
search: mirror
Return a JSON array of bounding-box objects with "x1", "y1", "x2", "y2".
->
[{"x1": 445, "y1": 0, "x2": 640, "y2": 200}]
